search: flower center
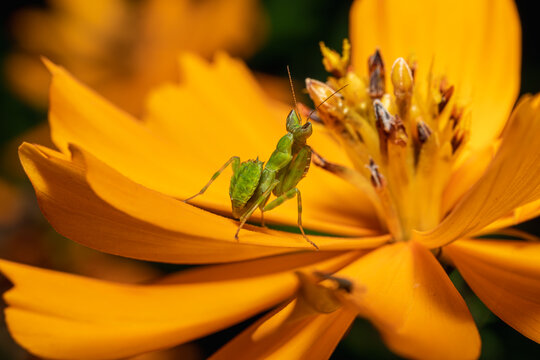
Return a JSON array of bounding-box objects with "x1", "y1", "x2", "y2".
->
[{"x1": 306, "y1": 40, "x2": 469, "y2": 242}]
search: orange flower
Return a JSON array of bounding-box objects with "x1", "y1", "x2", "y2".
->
[
  {"x1": 5, "y1": 0, "x2": 262, "y2": 115},
  {"x1": 1, "y1": 0, "x2": 539, "y2": 359}
]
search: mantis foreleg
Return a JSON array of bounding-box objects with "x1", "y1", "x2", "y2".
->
[{"x1": 184, "y1": 156, "x2": 240, "y2": 203}]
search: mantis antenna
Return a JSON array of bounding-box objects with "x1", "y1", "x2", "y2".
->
[
  {"x1": 287, "y1": 66, "x2": 349, "y2": 125},
  {"x1": 307, "y1": 83, "x2": 349, "y2": 122},
  {"x1": 286, "y1": 65, "x2": 301, "y2": 122}
]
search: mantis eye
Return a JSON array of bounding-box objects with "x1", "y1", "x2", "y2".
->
[{"x1": 286, "y1": 109, "x2": 301, "y2": 132}]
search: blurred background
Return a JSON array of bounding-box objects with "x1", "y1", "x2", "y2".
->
[{"x1": 0, "y1": 0, "x2": 538, "y2": 359}]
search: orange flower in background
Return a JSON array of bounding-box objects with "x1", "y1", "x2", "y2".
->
[
  {"x1": 0, "y1": 179, "x2": 24, "y2": 229},
  {"x1": 5, "y1": 0, "x2": 263, "y2": 115},
  {"x1": 1, "y1": 1, "x2": 540, "y2": 360}
]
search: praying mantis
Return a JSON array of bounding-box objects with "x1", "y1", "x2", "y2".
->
[
  {"x1": 184, "y1": 70, "x2": 346, "y2": 250},
  {"x1": 184, "y1": 108, "x2": 318, "y2": 249}
]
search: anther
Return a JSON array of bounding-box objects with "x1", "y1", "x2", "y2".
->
[
  {"x1": 450, "y1": 106, "x2": 463, "y2": 129},
  {"x1": 451, "y1": 131, "x2": 465, "y2": 154},
  {"x1": 438, "y1": 85, "x2": 454, "y2": 114},
  {"x1": 373, "y1": 99, "x2": 393, "y2": 133},
  {"x1": 368, "y1": 49, "x2": 385, "y2": 99},
  {"x1": 366, "y1": 158, "x2": 385, "y2": 188},
  {"x1": 374, "y1": 100, "x2": 407, "y2": 151},
  {"x1": 409, "y1": 59, "x2": 417, "y2": 81},
  {"x1": 417, "y1": 121, "x2": 432, "y2": 144},
  {"x1": 368, "y1": 49, "x2": 384, "y2": 74},
  {"x1": 390, "y1": 115, "x2": 408, "y2": 146}
]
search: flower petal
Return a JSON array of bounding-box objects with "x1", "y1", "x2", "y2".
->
[
  {"x1": 44, "y1": 58, "x2": 192, "y2": 198},
  {"x1": 78, "y1": 144, "x2": 389, "y2": 250},
  {"x1": 481, "y1": 198, "x2": 540, "y2": 233},
  {"x1": 0, "y1": 251, "x2": 356, "y2": 360},
  {"x1": 445, "y1": 239, "x2": 540, "y2": 343},
  {"x1": 415, "y1": 94, "x2": 540, "y2": 247},
  {"x1": 45, "y1": 56, "x2": 379, "y2": 235},
  {"x1": 340, "y1": 242, "x2": 480, "y2": 360},
  {"x1": 19, "y1": 142, "x2": 389, "y2": 263},
  {"x1": 350, "y1": 0, "x2": 521, "y2": 150},
  {"x1": 210, "y1": 300, "x2": 356, "y2": 360},
  {"x1": 441, "y1": 142, "x2": 498, "y2": 215}
]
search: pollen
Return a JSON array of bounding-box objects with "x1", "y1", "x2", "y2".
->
[{"x1": 306, "y1": 41, "x2": 470, "y2": 241}]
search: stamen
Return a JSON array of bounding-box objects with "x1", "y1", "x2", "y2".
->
[
  {"x1": 368, "y1": 49, "x2": 385, "y2": 99},
  {"x1": 450, "y1": 106, "x2": 463, "y2": 129},
  {"x1": 307, "y1": 45, "x2": 470, "y2": 241},
  {"x1": 391, "y1": 58, "x2": 414, "y2": 118},
  {"x1": 366, "y1": 158, "x2": 384, "y2": 188},
  {"x1": 374, "y1": 100, "x2": 407, "y2": 155},
  {"x1": 312, "y1": 150, "x2": 387, "y2": 224},
  {"x1": 373, "y1": 99, "x2": 393, "y2": 133},
  {"x1": 366, "y1": 157, "x2": 404, "y2": 240},
  {"x1": 408, "y1": 58, "x2": 418, "y2": 81},
  {"x1": 438, "y1": 85, "x2": 454, "y2": 114},
  {"x1": 389, "y1": 115, "x2": 408, "y2": 147},
  {"x1": 451, "y1": 130, "x2": 465, "y2": 154},
  {"x1": 417, "y1": 121, "x2": 432, "y2": 144}
]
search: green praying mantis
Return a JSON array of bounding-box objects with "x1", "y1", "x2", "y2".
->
[{"x1": 184, "y1": 70, "x2": 346, "y2": 250}]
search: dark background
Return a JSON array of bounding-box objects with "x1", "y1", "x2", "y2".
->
[{"x1": 0, "y1": 0, "x2": 539, "y2": 359}]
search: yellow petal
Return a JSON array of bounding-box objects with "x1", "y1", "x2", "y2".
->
[
  {"x1": 441, "y1": 142, "x2": 498, "y2": 215},
  {"x1": 80, "y1": 145, "x2": 390, "y2": 251},
  {"x1": 481, "y1": 198, "x2": 540, "y2": 233},
  {"x1": 415, "y1": 94, "x2": 540, "y2": 247},
  {"x1": 19, "y1": 142, "x2": 389, "y2": 263},
  {"x1": 210, "y1": 300, "x2": 356, "y2": 360},
  {"x1": 340, "y1": 242, "x2": 480, "y2": 360},
  {"x1": 446, "y1": 239, "x2": 540, "y2": 343},
  {"x1": 350, "y1": 0, "x2": 521, "y2": 150},
  {"x1": 44, "y1": 58, "x2": 194, "y2": 196},
  {"x1": 46, "y1": 56, "x2": 379, "y2": 236},
  {"x1": 0, "y1": 251, "x2": 356, "y2": 360},
  {"x1": 18, "y1": 142, "x2": 295, "y2": 263}
]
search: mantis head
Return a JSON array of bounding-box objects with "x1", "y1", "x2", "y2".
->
[{"x1": 286, "y1": 110, "x2": 313, "y2": 143}]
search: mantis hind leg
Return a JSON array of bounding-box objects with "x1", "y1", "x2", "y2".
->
[
  {"x1": 184, "y1": 156, "x2": 240, "y2": 203},
  {"x1": 263, "y1": 188, "x2": 318, "y2": 250},
  {"x1": 235, "y1": 180, "x2": 279, "y2": 240}
]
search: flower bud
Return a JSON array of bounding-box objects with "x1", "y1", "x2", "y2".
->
[
  {"x1": 305, "y1": 78, "x2": 344, "y2": 124},
  {"x1": 391, "y1": 58, "x2": 413, "y2": 96}
]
